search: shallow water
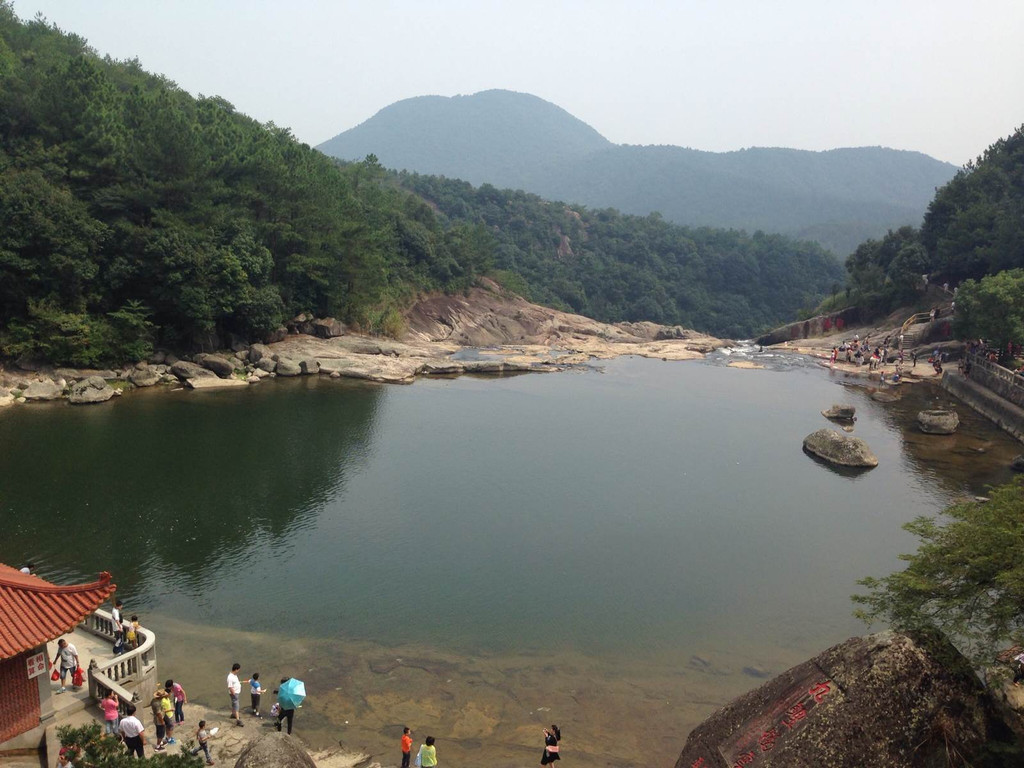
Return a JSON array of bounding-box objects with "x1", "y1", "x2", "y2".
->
[{"x1": 1, "y1": 356, "x2": 1018, "y2": 766}]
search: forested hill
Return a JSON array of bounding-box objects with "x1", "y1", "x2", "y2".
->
[
  {"x1": 396, "y1": 174, "x2": 844, "y2": 339},
  {"x1": 0, "y1": 6, "x2": 494, "y2": 365},
  {"x1": 0, "y1": 7, "x2": 841, "y2": 366},
  {"x1": 318, "y1": 90, "x2": 958, "y2": 257}
]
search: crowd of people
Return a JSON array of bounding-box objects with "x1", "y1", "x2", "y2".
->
[{"x1": 56, "y1": 596, "x2": 565, "y2": 767}]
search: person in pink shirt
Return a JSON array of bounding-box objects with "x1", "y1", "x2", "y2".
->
[
  {"x1": 166, "y1": 678, "x2": 188, "y2": 724},
  {"x1": 100, "y1": 689, "x2": 120, "y2": 735}
]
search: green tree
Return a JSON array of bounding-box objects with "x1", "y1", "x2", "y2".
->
[
  {"x1": 854, "y1": 478, "x2": 1024, "y2": 666},
  {"x1": 955, "y1": 269, "x2": 1024, "y2": 360},
  {"x1": 58, "y1": 722, "x2": 203, "y2": 768}
]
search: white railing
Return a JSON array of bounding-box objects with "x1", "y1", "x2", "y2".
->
[
  {"x1": 967, "y1": 351, "x2": 1024, "y2": 391},
  {"x1": 82, "y1": 608, "x2": 157, "y2": 707}
]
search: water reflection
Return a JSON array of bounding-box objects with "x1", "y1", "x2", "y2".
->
[{"x1": 0, "y1": 379, "x2": 384, "y2": 606}]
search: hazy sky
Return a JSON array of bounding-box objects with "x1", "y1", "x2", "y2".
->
[{"x1": 11, "y1": 0, "x2": 1024, "y2": 165}]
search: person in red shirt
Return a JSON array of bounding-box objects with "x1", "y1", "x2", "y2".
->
[{"x1": 401, "y1": 727, "x2": 413, "y2": 768}]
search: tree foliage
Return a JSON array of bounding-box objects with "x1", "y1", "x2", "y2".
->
[
  {"x1": 398, "y1": 174, "x2": 844, "y2": 338},
  {"x1": 58, "y1": 723, "x2": 203, "y2": 768},
  {"x1": 955, "y1": 269, "x2": 1024, "y2": 356},
  {"x1": 0, "y1": 4, "x2": 491, "y2": 364},
  {"x1": 853, "y1": 478, "x2": 1024, "y2": 665}
]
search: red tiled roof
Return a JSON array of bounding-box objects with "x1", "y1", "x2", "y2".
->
[{"x1": 0, "y1": 563, "x2": 116, "y2": 659}]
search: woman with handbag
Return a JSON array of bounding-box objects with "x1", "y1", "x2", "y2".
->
[
  {"x1": 415, "y1": 736, "x2": 437, "y2": 767},
  {"x1": 540, "y1": 725, "x2": 561, "y2": 765}
]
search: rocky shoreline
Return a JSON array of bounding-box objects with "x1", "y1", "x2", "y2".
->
[{"x1": 0, "y1": 283, "x2": 729, "y2": 408}]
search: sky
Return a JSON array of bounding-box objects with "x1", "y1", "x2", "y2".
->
[{"x1": 10, "y1": 0, "x2": 1024, "y2": 166}]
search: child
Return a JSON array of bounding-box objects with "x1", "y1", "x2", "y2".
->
[
  {"x1": 250, "y1": 673, "x2": 265, "y2": 717},
  {"x1": 125, "y1": 616, "x2": 140, "y2": 650},
  {"x1": 401, "y1": 727, "x2": 413, "y2": 768},
  {"x1": 166, "y1": 678, "x2": 187, "y2": 724},
  {"x1": 191, "y1": 719, "x2": 214, "y2": 765},
  {"x1": 100, "y1": 689, "x2": 120, "y2": 736}
]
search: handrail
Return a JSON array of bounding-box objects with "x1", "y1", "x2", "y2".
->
[
  {"x1": 83, "y1": 608, "x2": 157, "y2": 706},
  {"x1": 966, "y1": 351, "x2": 1024, "y2": 392},
  {"x1": 901, "y1": 311, "x2": 933, "y2": 335}
]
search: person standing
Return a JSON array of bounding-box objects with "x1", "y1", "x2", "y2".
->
[
  {"x1": 416, "y1": 736, "x2": 437, "y2": 768},
  {"x1": 274, "y1": 679, "x2": 295, "y2": 735},
  {"x1": 401, "y1": 727, "x2": 413, "y2": 768},
  {"x1": 541, "y1": 725, "x2": 561, "y2": 765},
  {"x1": 100, "y1": 689, "x2": 120, "y2": 735},
  {"x1": 227, "y1": 664, "x2": 247, "y2": 727},
  {"x1": 160, "y1": 687, "x2": 177, "y2": 744},
  {"x1": 119, "y1": 704, "x2": 147, "y2": 758},
  {"x1": 52, "y1": 638, "x2": 79, "y2": 694},
  {"x1": 111, "y1": 600, "x2": 124, "y2": 644},
  {"x1": 166, "y1": 678, "x2": 187, "y2": 724},
  {"x1": 149, "y1": 689, "x2": 167, "y2": 751},
  {"x1": 250, "y1": 673, "x2": 265, "y2": 717}
]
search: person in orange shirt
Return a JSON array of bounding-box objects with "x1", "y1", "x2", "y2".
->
[{"x1": 401, "y1": 727, "x2": 413, "y2": 768}]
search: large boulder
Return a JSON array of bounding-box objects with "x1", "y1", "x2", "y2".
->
[
  {"x1": 194, "y1": 353, "x2": 236, "y2": 378},
  {"x1": 821, "y1": 404, "x2": 856, "y2": 422},
  {"x1": 21, "y1": 380, "x2": 63, "y2": 401},
  {"x1": 129, "y1": 367, "x2": 161, "y2": 388},
  {"x1": 299, "y1": 358, "x2": 320, "y2": 375},
  {"x1": 264, "y1": 326, "x2": 288, "y2": 344},
  {"x1": 918, "y1": 409, "x2": 959, "y2": 434},
  {"x1": 803, "y1": 429, "x2": 878, "y2": 468},
  {"x1": 234, "y1": 732, "x2": 316, "y2": 768},
  {"x1": 256, "y1": 358, "x2": 277, "y2": 373},
  {"x1": 249, "y1": 343, "x2": 271, "y2": 364},
  {"x1": 674, "y1": 632, "x2": 1013, "y2": 768},
  {"x1": 186, "y1": 377, "x2": 248, "y2": 390},
  {"x1": 275, "y1": 358, "x2": 301, "y2": 376},
  {"x1": 68, "y1": 376, "x2": 115, "y2": 404},
  {"x1": 312, "y1": 317, "x2": 345, "y2": 338},
  {"x1": 170, "y1": 360, "x2": 216, "y2": 381},
  {"x1": 1012, "y1": 455, "x2": 1024, "y2": 473}
]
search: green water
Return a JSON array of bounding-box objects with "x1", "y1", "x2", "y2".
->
[{"x1": 1, "y1": 355, "x2": 1018, "y2": 766}]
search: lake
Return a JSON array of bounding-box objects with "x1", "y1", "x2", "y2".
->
[{"x1": 1, "y1": 351, "x2": 1018, "y2": 767}]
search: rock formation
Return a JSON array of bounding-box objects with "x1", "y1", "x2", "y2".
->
[
  {"x1": 234, "y1": 732, "x2": 317, "y2": 768},
  {"x1": 917, "y1": 409, "x2": 959, "y2": 434},
  {"x1": 68, "y1": 376, "x2": 115, "y2": 404},
  {"x1": 674, "y1": 632, "x2": 1015, "y2": 768},
  {"x1": 820, "y1": 404, "x2": 855, "y2": 421},
  {"x1": 802, "y1": 429, "x2": 878, "y2": 468}
]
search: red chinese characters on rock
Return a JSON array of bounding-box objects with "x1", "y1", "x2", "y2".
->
[
  {"x1": 808, "y1": 681, "x2": 833, "y2": 703},
  {"x1": 732, "y1": 752, "x2": 755, "y2": 767},
  {"x1": 758, "y1": 727, "x2": 779, "y2": 753},
  {"x1": 690, "y1": 758, "x2": 706, "y2": 768},
  {"x1": 780, "y1": 702, "x2": 807, "y2": 730}
]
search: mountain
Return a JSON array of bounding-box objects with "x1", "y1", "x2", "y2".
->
[
  {"x1": 319, "y1": 90, "x2": 959, "y2": 256},
  {"x1": 318, "y1": 89, "x2": 612, "y2": 191}
]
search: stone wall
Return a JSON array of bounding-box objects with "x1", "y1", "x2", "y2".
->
[
  {"x1": 967, "y1": 362, "x2": 1024, "y2": 410},
  {"x1": 941, "y1": 372, "x2": 1024, "y2": 443}
]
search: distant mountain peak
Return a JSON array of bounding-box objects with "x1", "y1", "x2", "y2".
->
[
  {"x1": 319, "y1": 90, "x2": 958, "y2": 255},
  {"x1": 318, "y1": 89, "x2": 610, "y2": 186}
]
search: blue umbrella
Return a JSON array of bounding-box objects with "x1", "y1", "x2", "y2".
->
[{"x1": 277, "y1": 678, "x2": 306, "y2": 710}]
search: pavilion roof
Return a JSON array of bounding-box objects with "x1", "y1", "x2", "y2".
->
[{"x1": 0, "y1": 563, "x2": 116, "y2": 659}]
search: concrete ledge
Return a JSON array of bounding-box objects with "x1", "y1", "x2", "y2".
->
[{"x1": 941, "y1": 372, "x2": 1024, "y2": 443}]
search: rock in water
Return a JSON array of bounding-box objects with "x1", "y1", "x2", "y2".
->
[
  {"x1": 21, "y1": 380, "x2": 63, "y2": 401},
  {"x1": 821, "y1": 404, "x2": 856, "y2": 421},
  {"x1": 130, "y1": 367, "x2": 161, "y2": 388},
  {"x1": 802, "y1": 429, "x2": 878, "y2": 468},
  {"x1": 275, "y1": 358, "x2": 301, "y2": 377},
  {"x1": 194, "y1": 353, "x2": 236, "y2": 378},
  {"x1": 917, "y1": 409, "x2": 959, "y2": 434},
  {"x1": 870, "y1": 391, "x2": 899, "y2": 403},
  {"x1": 68, "y1": 376, "x2": 115, "y2": 404},
  {"x1": 170, "y1": 360, "x2": 216, "y2": 381},
  {"x1": 674, "y1": 632, "x2": 1012, "y2": 768},
  {"x1": 234, "y1": 732, "x2": 317, "y2": 768}
]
